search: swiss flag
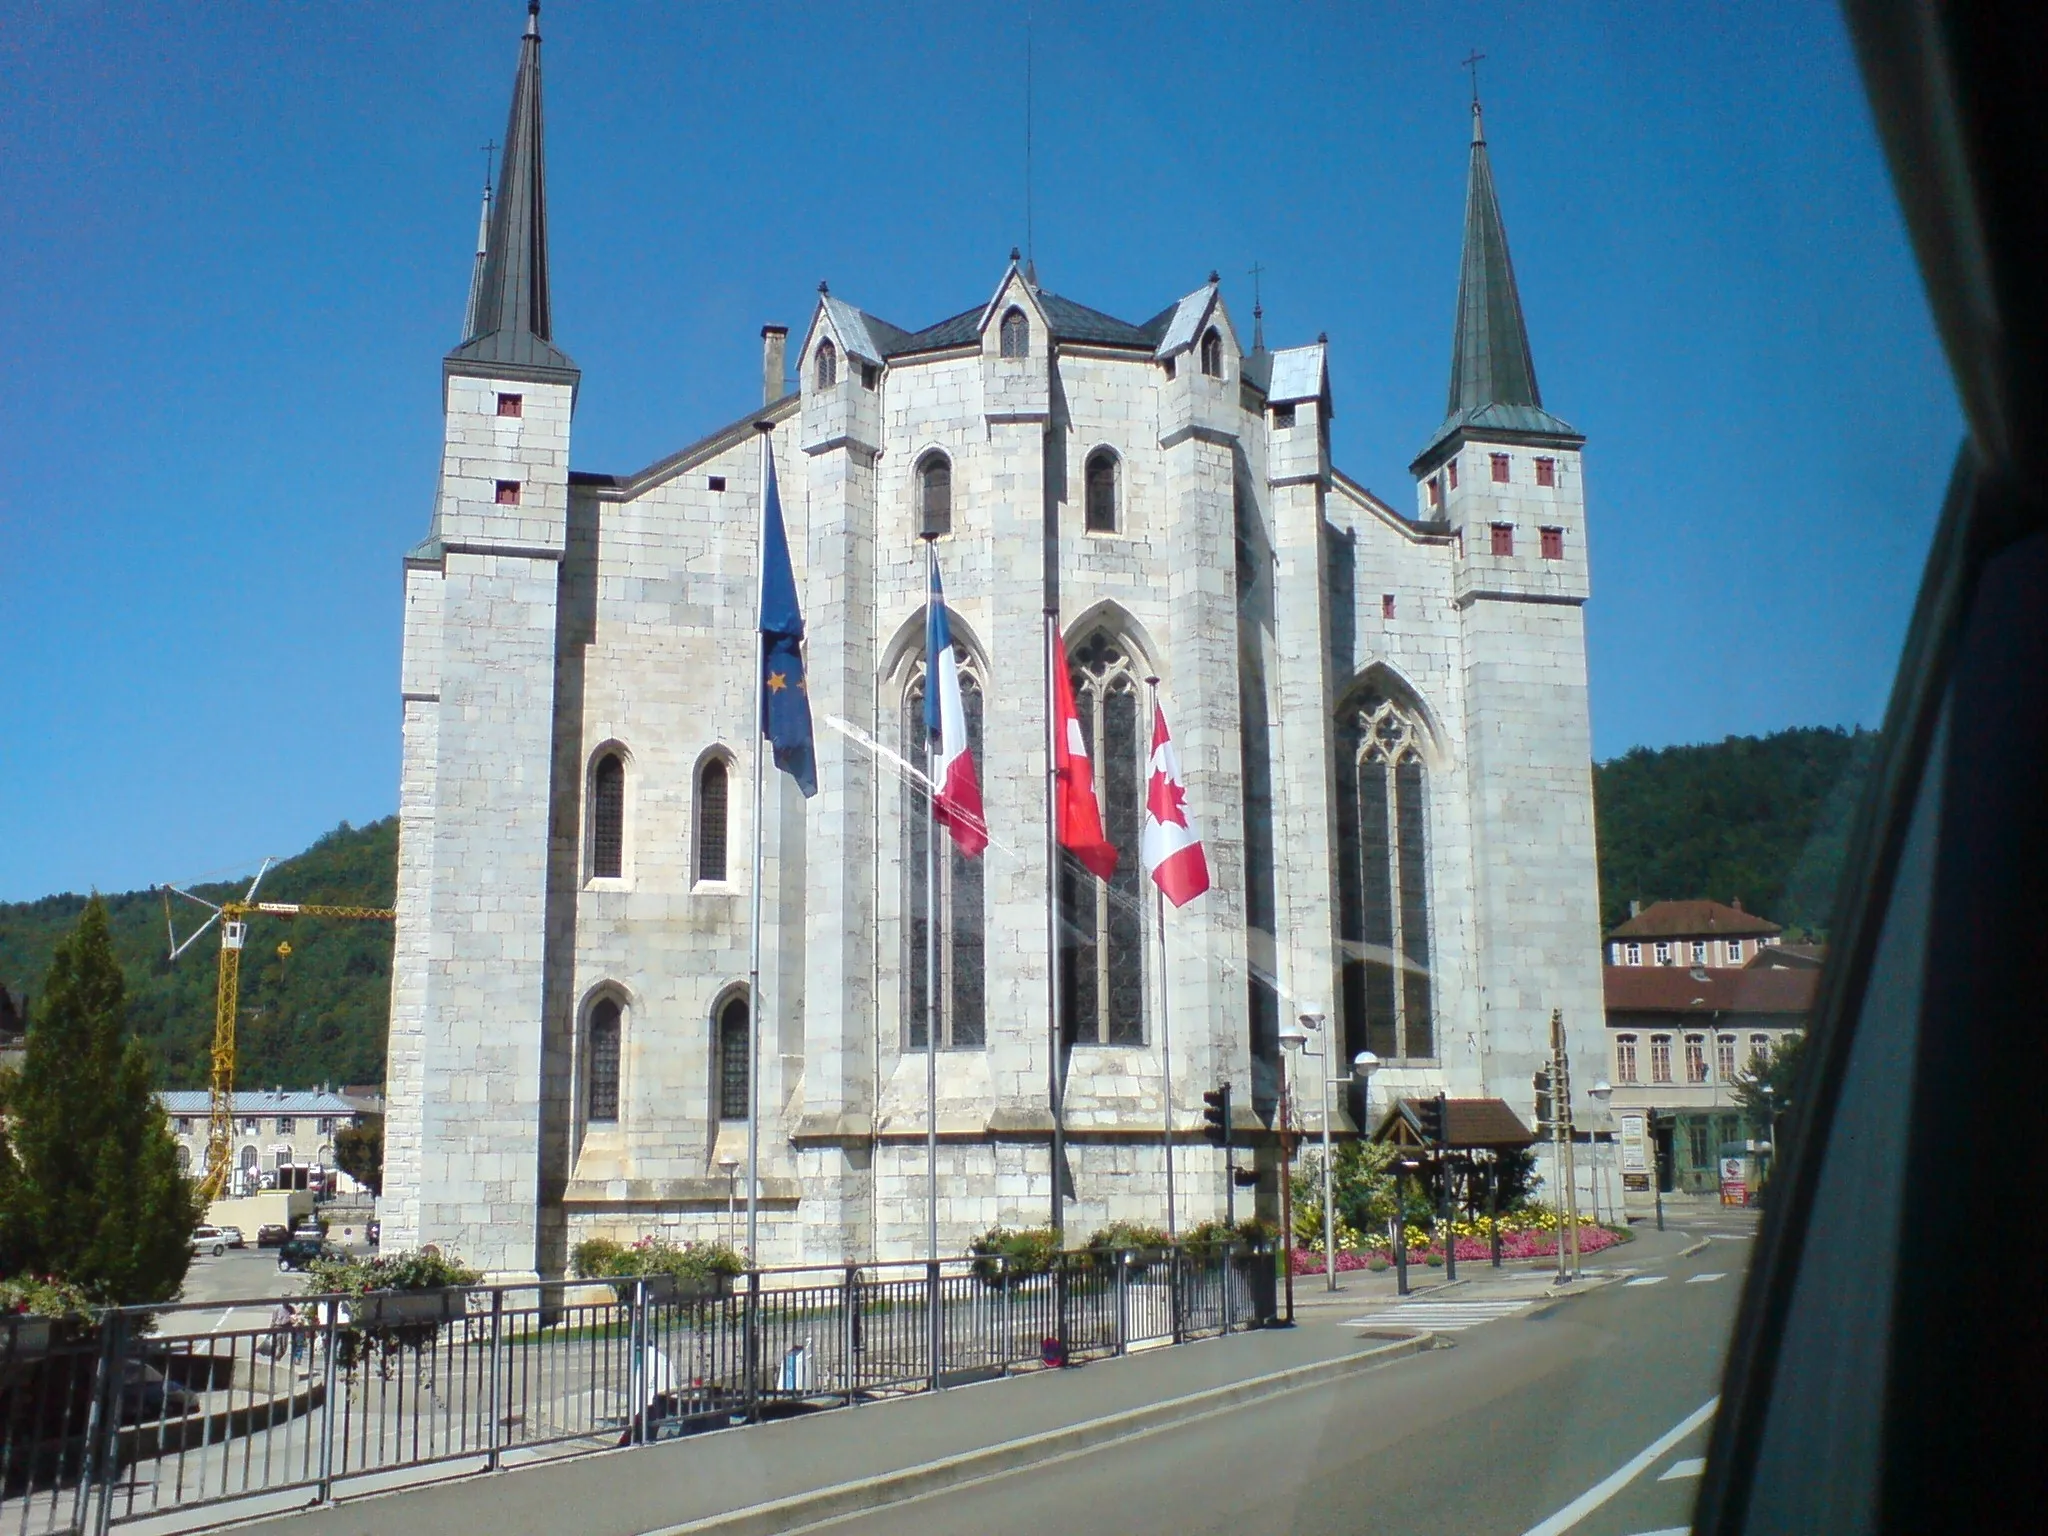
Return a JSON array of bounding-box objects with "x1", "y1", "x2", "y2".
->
[
  {"x1": 1141, "y1": 702, "x2": 1210, "y2": 907},
  {"x1": 1051, "y1": 631, "x2": 1117, "y2": 879}
]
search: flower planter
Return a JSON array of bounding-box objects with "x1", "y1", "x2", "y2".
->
[
  {"x1": 1, "y1": 1316, "x2": 55, "y2": 1361},
  {"x1": 617, "y1": 1272, "x2": 735, "y2": 1306},
  {"x1": 357, "y1": 1290, "x2": 460, "y2": 1327}
]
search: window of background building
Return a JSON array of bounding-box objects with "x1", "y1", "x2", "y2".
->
[
  {"x1": 717, "y1": 996, "x2": 749, "y2": 1120},
  {"x1": 1717, "y1": 1035, "x2": 1738, "y2": 1081},
  {"x1": 1536, "y1": 455, "x2": 1556, "y2": 487},
  {"x1": 1336, "y1": 689, "x2": 1437, "y2": 1062},
  {"x1": 494, "y1": 480, "x2": 520, "y2": 505},
  {"x1": 1688, "y1": 1120, "x2": 1712, "y2": 1169},
  {"x1": 1447, "y1": 458, "x2": 1458, "y2": 489},
  {"x1": 1685, "y1": 1035, "x2": 1708, "y2": 1084},
  {"x1": 1084, "y1": 450, "x2": 1119, "y2": 533},
  {"x1": 1616, "y1": 1035, "x2": 1639, "y2": 1083},
  {"x1": 1273, "y1": 403, "x2": 1295, "y2": 429},
  {"x1": 1651, "y1": 1035, "x2": 1673, "y2": 1084},
  {"x1": 277, "y1": 1116, "x2": 295, "y2": 1135},
  {"x1": 1626, "y1": 942, "x2": 1642, "y2": 965},
  {"x1": 815, "y1": 338, "x2": 837, "y2": 389},
  {"x1": 1490, "y1": 452, "x2": 1510, "y2": 482},
  {"x1": 918, "y1": 452, "x2": 952, "y2": 537},
  {"x1": 1000, "y1": 307, "x2": 1028, "y2": 358},
  {"x1": 697, "y1": 757, "x2": 729, "y2": 882},
  {"x1": 1541, "y1": 526, "x2": 1565, "y2": 560},
  {"x1": 1750, "y1": 1033, "x2": 1772, "y2": 1066},
  {"x1": 1692, "y1": 940, "x2": 1708, "y2": 964},
  {"x1": 1057, "y1": 633, "x2": 1144, "y2": 1047},
  {"x1": 906, "y1": 658, "x2": 989, "y2": 1048},
  {"x1": 585, "y1": 999, "x2": 621, "y2": 1123},
  {"x1": 1654, "y1": 941, "x2": 1673, "y2": 965},
  {"x1": 1491, "y1": 523, "x2": 1514, "y2": 556},
  {"x1": 1199, "y1": 327, "x2": 1223, "y2": 378},
  {"x1": 496, "y1": 392, "x2": 522, "y2": 417},
  {"x1": 1728, "y1": 938, "x2": 1745, "y2": 962},
  {"x1": 590, "y1": 752, "x2": 624, "y2": 879}
]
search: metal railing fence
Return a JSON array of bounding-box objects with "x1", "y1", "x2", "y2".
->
[{"x1": 0, "y1": 1243, "x2": 1275, "y2": 1536}]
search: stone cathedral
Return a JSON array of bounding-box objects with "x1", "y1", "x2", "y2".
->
[{"x1": 382, "y1": 8, "x2": 1608, "y2": 1279}]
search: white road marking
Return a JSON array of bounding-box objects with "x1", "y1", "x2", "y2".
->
[
  {"x1": 1342, "y1": 1299, "x2": 1535, "y2": 1332},
  {"x1": 1622, "y1": 1528, "x2": 1691, "y2": 1535},
  {"x1": 1686, "y1": 1272, "x2": 1726, "y2": 1285},
  {"x1": 1706, "y1": 1232, "x2": 1753, "y2": 1240},
  {"x1": 1517, "y1": 1397, "x2": 1719, "y2": 1536},
  {"x1": 1658, "y1": 1456, "x2": 1707, "y2": 1480},
  {"x1": 1624, "y1": 1275, "x2": 1667, "y2": 1287}
]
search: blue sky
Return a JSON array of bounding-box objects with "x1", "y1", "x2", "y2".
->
[{"x1": 0, "y1": 1, "x2": 1960, "y2": 901}]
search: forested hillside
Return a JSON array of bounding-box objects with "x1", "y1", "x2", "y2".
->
[
  {"x1": 1592, "y1": 726, "x2": 1877, "y2": 934},
  {"x1": 0, "y1": 725, "x2": 1876, "y2": 1089},
  {"x1": 0, "y1": 820, "x2": 396, "y2": 1090}
]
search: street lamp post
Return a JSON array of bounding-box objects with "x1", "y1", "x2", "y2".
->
[
  {"x1": 1281, "y1": 1014, "x2": 1336, "y2": 1291},
  {"x1": 719, "y1": 1156, "x2": 741, "y2": 1253},
  {"x1": 1587, "y1": 1080, "x2": 1614, "y2": 1225},
  {"x1": 1759, "y1": 1083, "x2": 1777, "y2": 1192}
]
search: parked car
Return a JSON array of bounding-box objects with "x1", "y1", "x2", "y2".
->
[
  {"x1": 276, "y1": 1236, "x2": 343, "y2": 1272},
  {"x1": 190, "y1": 1224, "x2": 228, "y2": 1258},
  {"x1": 216, "y1": 1225, "x2": 246, "y2": 1249},
  {"x1": 256, "y1": 1224, "x2": 290, "y2": 1248}
]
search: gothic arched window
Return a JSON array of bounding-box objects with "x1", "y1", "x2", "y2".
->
[
  {"x1": 918, "y1": 451, "x2": 952, "y2": 537},
  {"x1": 1200, "y1": 327, "x2": 1224, "y2": 379},
  {"x1": 696, "y1": 757, "x2": 729, "y2": 883},
  {"x1": 586, "y1": 998, "x2": 622, "y2": 1123},
  {"x1": 717, "y1": 995, "x2": 750, "y2": 1121},
  {"x1": 1084, "y1": 450, "x2": 1119, "y2": 533},
  {"x1": 1335, "y1": 691, "x2": 1435, "y2": 1062},
  {"x1": 1000, "y1": 307, "x2": 1029, "y2": 358},
  {"x1": 815, "y1": 338, "x2": 838, "y2": 390},
  {"x1": 590, "y1": 752, "x2": 625, "y2": 879},
  {"x1": 903, "y1": 658, "x2": 986, "y2": 1048},
  {"x1": 1059, "y1": 632, "x2": 1146, "y2": 1046}
]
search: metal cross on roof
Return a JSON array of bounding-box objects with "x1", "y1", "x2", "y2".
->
[
  {"x1": 1462, "y1": 50, "x2": 1486, "y2": 106},
  {"x1": 480, "y1": 140, "x2": 497, "y2": 194}
]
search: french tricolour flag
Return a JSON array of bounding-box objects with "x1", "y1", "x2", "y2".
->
[
  {"x1": 1141, "y1": 701, "x2": 1210, "y2": 907},
  {"x1": 924, "y1": 560, "x2": 987, "y2": 856}
]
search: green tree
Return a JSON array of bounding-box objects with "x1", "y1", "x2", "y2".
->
[
  {"x1": 0, "y1": 897, "x2": 200, "y2": 1304},
  {"x1": 333, "y1": 1116, "x2": 383, "y2": 1196},
  {"x1": 1735, "y1": 1031, "x2": 1810, "y2": 1143}
]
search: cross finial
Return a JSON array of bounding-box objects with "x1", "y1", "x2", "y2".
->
[
  {"x1": 480, "y1": 140, "x2": 498, "y2": 195},
  {"x1": 1462, "y1": 49, "x2": 1486, "y2": 107},
  {"x1": 1247, "y1": 261, "x2": 1266, "y2": 351}
]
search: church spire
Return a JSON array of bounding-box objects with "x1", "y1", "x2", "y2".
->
[
  {"x1": 448, "y1": 2, "x2": 576, "y2": 380},
  {"x1": 1412, "y1": 94, "x2": 1577, "y2": 473},
  {"x1": 1446, "y1": 95, "x2": 1540, "y2": 417}
]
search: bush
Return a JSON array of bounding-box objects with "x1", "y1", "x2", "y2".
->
[
  {"x1": 570, "y1": 1235, "x2": 742, "y2": 1286},
  {"x1": 969, "y1": 1227, "x2": 1060, "y2": 1287},
  {"x1": 1182, "y1": 1217, "x2": 1278, "y2": 1259},
  {"x1": 306, "y1": 1244, "x2": 481, "y2": 1298},
  {"x1": 1085, "y1": 1221, "x2": 1172, "y2": 1255},
  {"x1": 1366, "y1": 1256, "x2": 1390, "y2": 1273},
  {"x1": 1424, "y1": 1252, "x2": 1445, "y2": 1268},
  {"x1": 0, "y1": 1274, "x2": 96, "y2": 1336}
]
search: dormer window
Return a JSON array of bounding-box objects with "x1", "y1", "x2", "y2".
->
[
  {"x1": 815, "y1": 339, "x2": 838, "y2": 390},
  {"x1": 1272, "y1": 403, "x2": 1295, "y2": 429},
  {"x1": 1199, "y1": 327, "x2": 1224, "y2": 378},
  {"x1": 999, "y1": 308, "x2": 1029, "y2": 358},
  {"x1": 918, "y1": 451, "x2": 952, "y2": 537}
]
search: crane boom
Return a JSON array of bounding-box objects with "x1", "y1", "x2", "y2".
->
[{"x1": 162, "y1": 867, "x2": 394, "y2": 1202}]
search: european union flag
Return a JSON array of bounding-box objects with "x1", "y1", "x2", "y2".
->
[{"x1": 759, "y1": 449, "x2": 817, "y2": 798}]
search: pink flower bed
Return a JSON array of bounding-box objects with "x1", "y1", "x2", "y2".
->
[{"x1": 1290, "y1": 1226, "x2": 1623, "y2": 1274}]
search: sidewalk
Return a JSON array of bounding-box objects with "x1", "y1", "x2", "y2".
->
[{"x1": 219, "y1": 1322, "x2": 1423, "y2": 1536}]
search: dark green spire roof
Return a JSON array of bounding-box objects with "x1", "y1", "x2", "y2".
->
[
  {"x1": 447, "y1": 3, "x2": 577, "y2": 383},
  {"x1": 1413, "y1": 102, "x2": 1576, "y2": 471}
]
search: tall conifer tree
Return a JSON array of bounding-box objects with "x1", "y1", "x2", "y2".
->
[{"x1": 0, "y1": 896, "x2": 198, "y2": 1304}]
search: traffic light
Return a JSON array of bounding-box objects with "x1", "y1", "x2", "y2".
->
[
  {"x1": 1532, "y1": 1069, "x2": 1554, "y2": 1130},
  {"x1": 1413, "y1": 1094, "x2": 1447, "y2": 1147},
  {"x1": 1202, "y1": 1083, "x2": 1232, "y2": 1147}
]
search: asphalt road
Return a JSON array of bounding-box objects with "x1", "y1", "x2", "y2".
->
[{"x1": 805, "y1": 1223, "x2": 1752, "y2": 1536}]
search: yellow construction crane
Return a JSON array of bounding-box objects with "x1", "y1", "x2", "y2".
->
[{"x1": 161, "y1": 859, "x2": 394, "y2": 1201}]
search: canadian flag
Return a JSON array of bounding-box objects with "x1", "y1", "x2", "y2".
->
[
  {"x1": 1051, "y1": 629, "x2": 1117, "y2": 879},
  {"x1": 1141, "y1": 702, "x2": 1210, "y2": 907},
  {"x1": 925, "y1": 560, "x2": 987, "y2": 856}
]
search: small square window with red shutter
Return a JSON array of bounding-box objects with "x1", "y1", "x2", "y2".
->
[
  {"x1": 497, "y1": 393, "x2": 523, "y2": 417},
  {"x1": 1490, "y1": 522, "x2": 1514, "y2": 556},
  {"x1": 495, "y1": 480, "x2": 521, "y2": 506},
  {"x1": 1535, "y1": 456, "x2": 1556, "y2": 487},
  {"x1": 1491, "y1": 452, "x2": 1510, "y2": 483},
  {"x1": 1382, "y1": 593, "x2": 1396, "y2": 620},
  {"x1": 1541, "y1": 526, "x2": 1564, "y2": 560},
  {"x1": 1447, "y1": 458, "x2": 1459, "y2": 490}
]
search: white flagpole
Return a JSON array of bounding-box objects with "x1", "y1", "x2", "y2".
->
[
  {"x1": 1045, "y1": 609, "x2": 1065, "y2": 1238},
  {"x1": 745, "y1": 425, "x2": 771, "y2": 1266},
  {"x1": 1147, "y1": 677, "x2": 1177, "y2": 1242},
  {"x1": 923, "y1": 534, "x2": 941, "y2": 1385}
]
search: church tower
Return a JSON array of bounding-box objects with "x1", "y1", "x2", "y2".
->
[
  {"x1": 384, "y1": 1, "x2": 578, "y2": 1278},
  {"x1": 1411, "y1": 99, "x2": 1607, "y2": 1126}
]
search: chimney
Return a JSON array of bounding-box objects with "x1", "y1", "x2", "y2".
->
[
  {"x1": 1629, "y1": 899, "x2": 1641, "y2": 918},
  {"x1": 1732, "y1": 897, "x2": 1744, "y2": 913},
  {"x1": 761, "y1": 325, "x2": 788, "y2": 405}
]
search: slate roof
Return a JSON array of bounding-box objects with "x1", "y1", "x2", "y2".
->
[
  {"x1": 158, "y1": 1090, "x2": 360, "y2": 1116},
  {"x1": 1152, "y1": 283, "x2": 1217, "y2": 357},
  {"x1": 851, "y1": 286, "x2": 1165, "y2": 359},
  {"x1": 1747, "y1": 943, "x2": 1827, "y2": 970},
  {"x1": 1412, "y1": 104, "x2": 1576, "y2": 469},
  {"x1": 446, "y1": 5, "x2": 578, "y2": 382},
  {"x1": 1603, "y1": 966, "x2": 1818, "y2": 1018},
  {"x1": 1372, "y1": 1097, "x2": 1537, "y2": 1150},
  {"x1": 1608, "y1": 900, "x2": 1784, "y2": 941},
  {"x1": 1267, "y1": 342, "x2": 1327, "y2": 404}
]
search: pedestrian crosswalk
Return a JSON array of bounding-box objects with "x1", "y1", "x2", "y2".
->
[
  {"x1": 1686, "y1": 1272, "x2": 1727, "y2": 1285},
  {"x1": 1625, "y1": 1276, "x2": 1668, "y2": 1287},
  {"x1": 1342, "y1": 1298, "x2": 1537, "y2": 1333}
]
